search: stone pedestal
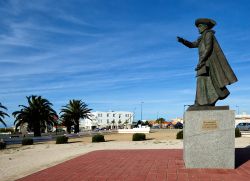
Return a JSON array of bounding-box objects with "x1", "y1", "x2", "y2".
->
[{"x1": 184, "y1": 109, "x2": 235, "y2": 169}]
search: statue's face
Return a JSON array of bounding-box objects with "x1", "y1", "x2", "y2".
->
[{"x1": 198, "y1": 24, "x2": 208, "y2": 34}]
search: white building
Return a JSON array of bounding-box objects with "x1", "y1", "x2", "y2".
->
[
  {"x1": 235, "y1": 112, "x2": 250, "y2": 127},
  {"x1": 80, "y1": 111, "x2": 134, "y2": 130}
]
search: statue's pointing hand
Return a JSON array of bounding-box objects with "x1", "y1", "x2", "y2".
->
[{"x1": 177, "y1": 36, "x2": 184, "y2": 43}]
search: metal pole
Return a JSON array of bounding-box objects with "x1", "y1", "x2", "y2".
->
[
  {"x1": 236, "y1": 105, "x2": 239, "y2": 115},
  {"x1": 141, "y1": 102, "x2": 144, "y2": 121}
]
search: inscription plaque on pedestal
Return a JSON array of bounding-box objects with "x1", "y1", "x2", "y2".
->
[{"x1": 202, "y1": 120, "x2": 218, "y2": 130}]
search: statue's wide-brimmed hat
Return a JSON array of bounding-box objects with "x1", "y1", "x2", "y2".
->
[{"x1": 195, "y1": 18, "x2": 216, "y2": 29}]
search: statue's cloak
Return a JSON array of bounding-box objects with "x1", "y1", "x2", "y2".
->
[{"x1": 208, "y1": 34, "x2": 238, "y2": 89}]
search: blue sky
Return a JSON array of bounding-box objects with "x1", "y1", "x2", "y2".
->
[{"x1": 1, "y1": 0, "x2": 250, "y2": 127}]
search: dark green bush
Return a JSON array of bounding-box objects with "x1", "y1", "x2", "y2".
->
[
  {"x1": 0, "y1": 141, "x2": 6, "y2": 150},
  {"x1": 56, "y1": 136, "x2": 68, "y2": 144},
  {"x1": 92, "y1": 134, "x2": 105, "y2": 142},
  {"x1": 176, "y1": 130, "x2": 183, "y2": 139},
  {"x1": 235, "y1": 128, "x2": 241, "y2": 138},
  {"x1": 132, "y1": 133, "x2": 146, "y2": 141},
  {"x1": 22, "y1": 138, "x2": 33, "y2": 145}
]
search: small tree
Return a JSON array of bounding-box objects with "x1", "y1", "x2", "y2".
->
[
  {"x1": 156, "y1": 118, "x2": 165, "y2": 128},
  {"x1": 144, "y1": 121, "x2": 152, "y2": 127},
  {"x1": 111, "y1": 120, "x2": 116, "y2": 129},
  {"x1": 124, "y1": 120, "x2": 129, "y2": 129},
  {"x1": 118, "y1": 120, "x2": 122, "y2": 128},
  {"x1": 136, "y1": 120, "x2": 142, "y2": 127}
]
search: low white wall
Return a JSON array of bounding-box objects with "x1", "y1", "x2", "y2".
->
[{"x1": 118, "y1": 127, "x2": 150, "y2": 133}]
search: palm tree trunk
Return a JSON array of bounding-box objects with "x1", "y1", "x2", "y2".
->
[
  {"x1": 34, "y1": 121, "x2": 41, "y2": 137},
  {"x1": 74, "y1": 122, "x2": 79, "y2": 133},
  {"x1": 67, "y1": 126, "x2": 71, "y2": 133}
]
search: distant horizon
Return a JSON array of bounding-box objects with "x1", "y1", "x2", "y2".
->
[{"x1": 1, "y1": 0, "x2": 250, "y2": 127}]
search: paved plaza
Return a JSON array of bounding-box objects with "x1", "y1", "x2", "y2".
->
[{"x1": 17, "y1": 148, "x2": 250, "y2": 181}]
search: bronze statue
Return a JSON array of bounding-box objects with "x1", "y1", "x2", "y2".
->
[{"x1": 177, "y1": 18, "x2": 237, "y2": 107}]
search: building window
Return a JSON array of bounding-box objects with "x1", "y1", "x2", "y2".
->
[
  {"x1": 107, "y1": 113, "x2": 109, "y2": 117},
  {"x1": 119, "y1": 114, "x2": 121, "y2": 118},
  {"x1": 107, "y1": 119, "x2": 109, "y2": 124},
  {"x1": 98, "y1": 114, "x2": 102, "y2": 117},
  {"x1": 113, "y1": 114, "x2": 115, "y2": 117}
]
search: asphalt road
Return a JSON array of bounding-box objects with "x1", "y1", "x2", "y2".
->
[{"x1": 1, "y1": 130, "x2": 117, "y2": 145}]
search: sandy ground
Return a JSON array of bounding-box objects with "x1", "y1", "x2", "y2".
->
[{"x1": 0, "y1": 130, "x2": 249, "y2": 181}]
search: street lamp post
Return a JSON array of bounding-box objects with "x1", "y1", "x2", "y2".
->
[
  {"x1": 236, "y1": 105, "x2": 239, "y2": 115},
  {"x1": 141, "y1": 102, "x2": 144, "y2": 121}
]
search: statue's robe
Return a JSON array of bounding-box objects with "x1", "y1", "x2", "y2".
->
[{"x1": 182, "y1": 30, "x2": 238, "y2": 106}]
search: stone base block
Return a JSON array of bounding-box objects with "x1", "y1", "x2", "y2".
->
[{"x1": 184, "y1": 110, "x2": 235, "y2": 169}]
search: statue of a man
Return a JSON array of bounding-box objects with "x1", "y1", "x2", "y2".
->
[{"x1": 177, "y1": 18, "x2": 237, "y2": 107}]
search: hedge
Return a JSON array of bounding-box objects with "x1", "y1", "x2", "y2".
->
[
  {"x1": 132, "y1": 133, "x2": 146, "y2": 141},
  {"x1": 92, "y1": 134, "x2": 105, "y2": 142},
  {"x1": 22, "y1": 138, "x2": 33, "y2": 145},
  {"x1": 56, "y1": 136, "x2": 68, "y2": 144},
  {"x1": 176, "y1": 130, "x2": 183, "y2": 139}
]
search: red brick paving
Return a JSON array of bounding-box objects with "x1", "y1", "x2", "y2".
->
[{"x1": 17, "y1": 149, "x2": 250, "y2": 181}]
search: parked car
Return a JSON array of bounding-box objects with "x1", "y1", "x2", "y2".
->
[
  {"x1": 93, "y1": 128, "x2": 101, "y2": 132},
  {"x1": 236, "y1": 123, "x2": 250, "y2": 131},
  {"x1": 53, "y1": 129, "x2": 66, "y2": 133},
  {"x1": 152, "y1": 126, "x2": 160, "y2": 129},
  {"x1": 166, "y1": 123, "x2": 173, "y2": 129},
  {"x1": 174, "y1": 122, "x2": 183, "y2": 129}
]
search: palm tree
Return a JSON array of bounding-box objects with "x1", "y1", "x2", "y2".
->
[
  {"x1": 111, "y1": 120, "x2": 116, "y2": 129},
  {"x1": 60, "y1": 100, "x2": 92, "y2": 133},
  {"x1": 118, "y1": 120, "x2": 122, "y2": 129},
  {"x1": 0, "y1": 103, "x2": 9, "y2": 127},
  {"x1": 60, "y1": 114, "x2": 74, "y2": 133},
  {"x1": 13, "y1": 95, "x2": 58, "y2": 137},
  {"x1": 124, "y1": 120, "x2": 129, "y2": 129},
  {"x1": 156, "y1": 117, "x2": 165, "y2": 128}
]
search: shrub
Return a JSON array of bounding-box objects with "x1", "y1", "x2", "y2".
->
[
  {"x1": 22, "y1": 138, "x2": 33, "y2": 145},
  {"x1": 235, "y1": 128, "x2": 241, "y2": 138},
  {"x1": 56, "y1": 136, "x2": 68, "y2": 144},
  {"x1": 0, "y1": 141, "x2": 6, "y2": 150},
  {"x1": 132, "y1": 133, "x2": 146, "y2": 141},
  {"x1": 176, "y1": 130, "x2": 183, "y2": 139},
  {"x1": 92, "y1": 134, "x2": 105, "y2": 142}
]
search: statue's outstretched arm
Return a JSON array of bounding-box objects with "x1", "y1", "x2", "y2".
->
[{"x1": 177, "y1": 36, "x2": 198, "y2": 48}]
